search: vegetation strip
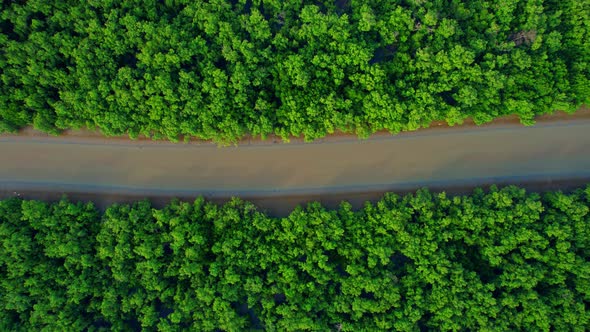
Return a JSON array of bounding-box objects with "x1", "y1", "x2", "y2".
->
[
  {"x1": 1, "y1": 1, "x2": 588, "y2": 142},
  {"x1": 2, "y1": 185, "x2": 590, "y2": 330}
]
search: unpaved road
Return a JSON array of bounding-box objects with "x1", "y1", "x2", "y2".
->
[{"x1": 1, "y1": 117, "x2": 590, "y2": 215}]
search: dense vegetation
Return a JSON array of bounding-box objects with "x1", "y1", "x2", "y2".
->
[
  {"x1": 0, "y1": 1, "x2": 588, "y2": 142},
  {"x1": 1, "y1": 185, "x2": 590, "y2": 330}
]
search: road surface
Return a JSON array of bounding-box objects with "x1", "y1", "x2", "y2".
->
[{"x1": 1, "y1": 118, "x2": 590, "y2": 212}]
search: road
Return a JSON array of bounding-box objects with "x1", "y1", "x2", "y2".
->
[{"x1": 1, "y1": 117, "x2": 590, "y2": 213}]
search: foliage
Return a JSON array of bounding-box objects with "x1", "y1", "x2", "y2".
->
[
  {"x1": 1, "y1": 185, "x2": 590, "y2": 330},
  {"x1": 0, "y1": 0, "x2": 588, "y2": 142}
]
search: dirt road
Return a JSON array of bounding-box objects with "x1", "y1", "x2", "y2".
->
[{"x1": 2, "y1": 117, "x2": 590, "y2": 215}]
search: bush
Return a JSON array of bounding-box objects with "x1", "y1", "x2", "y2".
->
[
  {"x1": 0, "y1": 1, "x2": 588, "y2": 142},
  {"x1": 1, "y1": 185, "x2": 590, "y2": 330}
]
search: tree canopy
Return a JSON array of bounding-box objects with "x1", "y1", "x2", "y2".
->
[
  {"x1": 0, "y1": 0, "x2": 588, "y2": 142},
  {"x1": 1, "y1": 185, "x2": 590, "y2": 330}
]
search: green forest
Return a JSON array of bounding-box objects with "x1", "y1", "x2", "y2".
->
[
  {"x1": 0, "y1": 0, "x2": 588, "y2": 142},
  {"x1": 1, "y1": 185, "x2": 590, "y2": 330}
]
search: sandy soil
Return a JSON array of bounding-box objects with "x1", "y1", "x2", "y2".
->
[
  {"x1": 2, "y1": 113, "x2": 590, "y2": 216},
  {"x1": 2, "y1": 177, "x2": 587, "y2": 217}
]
